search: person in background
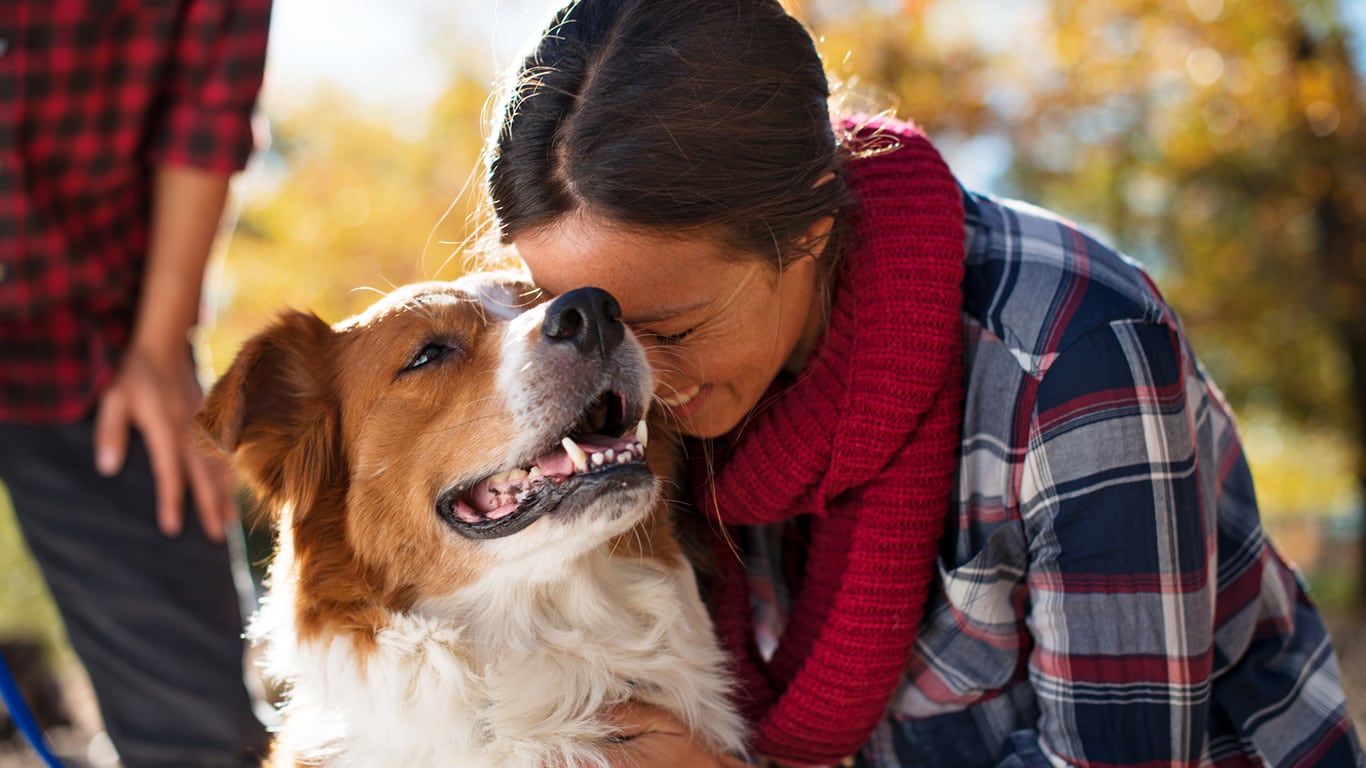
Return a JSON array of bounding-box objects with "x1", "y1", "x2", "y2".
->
[
  {"x1": 487, "y1": 0, "x2": 1365, "y2": 765},
  {"x1": 0, "y1": 2, "x2": 273, "y2": 765}
]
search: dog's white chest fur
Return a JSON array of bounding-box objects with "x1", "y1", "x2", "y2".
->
[{"x1": 254, "y1": 549, "x2": 744, "y2": 767}]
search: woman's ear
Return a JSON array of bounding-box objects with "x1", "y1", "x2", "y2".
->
[{"x1": 793, "y1": 215, "x2": 835, "y2": 263}]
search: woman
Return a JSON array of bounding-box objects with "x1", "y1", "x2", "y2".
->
[{"x1": 486, "y1": 1, "x2": 1363, "y2": 765}]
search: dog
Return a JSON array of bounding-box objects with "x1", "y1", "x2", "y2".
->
[{"x1": 196, "y1": 273, "x2": 745, "y2": 767}]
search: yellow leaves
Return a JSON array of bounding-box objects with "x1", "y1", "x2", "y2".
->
[
  {"x1": 1298, "y1": 59, "x2": 1339, "y2": 105},
  {"x1": 1243, "y1": 414, "x2": 1359, "y2": 523},
  {"x1": 1186, "y1": 0, "x2": 1225, "y2": 23},
  {"x1": 204, "y1": 82, "x2": 492, "y2": 377},
  {"x1": 1252, "y1": 38, "x2": 1290, "y2": 77},
  {"x1": 330, "y1": 187, "x2": 372, "y2": 229},
  {"x1": 1186, "y1": 46, "x2": 1226, "y2": 87},
  {"x1": 1297, "y1": 59, "x2": 1346, "y2": 136}
]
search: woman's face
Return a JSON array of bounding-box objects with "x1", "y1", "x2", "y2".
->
[{"x1": 514, "y1": 212, "x2": 828, "y2": 438}]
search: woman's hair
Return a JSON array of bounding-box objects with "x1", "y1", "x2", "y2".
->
[{"x1": 486, "y1": 0, "x2": 852, "y2": 266}]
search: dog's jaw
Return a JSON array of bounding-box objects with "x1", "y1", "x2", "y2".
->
[
  {"x1": 425, "y1": 289, "x2": 658, "y2": 562},
  {"x1": 435, "y1": 423, "x2": 652, "y2": 542}
]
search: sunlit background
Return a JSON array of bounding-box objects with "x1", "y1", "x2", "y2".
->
[{"x1": 3, "y1": 0, "x2": 1365, "y2": 763}]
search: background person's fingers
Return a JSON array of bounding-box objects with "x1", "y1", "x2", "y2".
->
[
  {"x1": 93, "y1": 390, "x2": 130, "y2": 477},
  {"x1": 139, "y1": 413, "x2": 186, "y2": 537},
  {"x1": 185, "y1": 444, "x2": 234, "y2": 542}
]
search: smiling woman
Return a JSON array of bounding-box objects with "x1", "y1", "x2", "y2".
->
[{"x1": 481, "y1": 0, "x2": 1366, "y2": 766}]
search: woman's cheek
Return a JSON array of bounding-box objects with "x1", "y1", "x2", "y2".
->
[{"x1": 644, "y1": 343, "x2": 699, "y2": 388}]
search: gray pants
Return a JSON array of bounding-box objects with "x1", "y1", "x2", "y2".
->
[{"x1": 0, "y1": 420, "x2": 268, "y2": 768}]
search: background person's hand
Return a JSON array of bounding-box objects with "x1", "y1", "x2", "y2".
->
[
  {"x1": 604, "y1": 702, "x2": 750, "y2": 768},
  {"x1": 90, "y1": 165, "x2": 237, "y2": 541},
  {"x1": 94, "y1": 342, "x2": 236, "y2": 541}
]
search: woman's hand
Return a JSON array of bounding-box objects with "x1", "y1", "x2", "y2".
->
[{"x1": 603, "y1": 702, "x2": 749, "y2": 768}]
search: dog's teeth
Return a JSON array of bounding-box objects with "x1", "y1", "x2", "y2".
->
[
  {"x1": 616, "y1": 452, "x2": 632, "y2": 463},
  {"x1": 562, "y1": 438, "x2": 588, "y2": 472},
  {"x1": 591, "y1": 452, "x2": 605, "y2": 467},
  {"x1": 488, "y1": 471, "x2": 507, "y2": 486},
  {"x1": 635, "y1": 420, "x2": 649, "y2": 449},
  {"x1": 605, "y1": 449, "x2": 615, "y2": 462},
  {"x1": 527, "y1": 466, "x2": 543, "y2": 479}
]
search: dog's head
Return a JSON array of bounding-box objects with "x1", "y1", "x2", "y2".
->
[{"x1": 196, "y1": 273, "x2": 656, "y2": 630}]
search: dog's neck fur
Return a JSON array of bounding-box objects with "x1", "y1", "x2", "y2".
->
[{"x1": 253, "y1": 514, "x2": 744, "y2": 768}]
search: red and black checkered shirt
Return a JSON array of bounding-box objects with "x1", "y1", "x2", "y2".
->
[{"x1": 0, "y1": 0, "x2": 270, "y2": 423}]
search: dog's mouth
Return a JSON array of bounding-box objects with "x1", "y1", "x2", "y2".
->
[{"x1": 438, "y1": 389, "x2": 651, "y2": 539}]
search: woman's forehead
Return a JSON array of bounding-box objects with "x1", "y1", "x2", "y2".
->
[{"x1": 513, "y1": 216, "x2": 751, "y2": 315}]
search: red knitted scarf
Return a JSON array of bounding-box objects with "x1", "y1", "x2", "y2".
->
[{"x1": 690, "y1": 117, "x2": 965, "y2": 765}]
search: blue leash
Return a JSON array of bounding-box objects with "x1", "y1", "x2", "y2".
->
[{"x1": 0, "y1": 646, "x2": 64, "y2": 768}]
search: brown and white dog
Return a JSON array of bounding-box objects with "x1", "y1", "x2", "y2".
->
[{"x1": 196, "y1": 274, "x2": 744, "y2": 767}]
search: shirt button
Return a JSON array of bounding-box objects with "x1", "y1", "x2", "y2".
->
[
  {"x1": 0, "y1": 39, "x2": 8, "y2": 57},
  {"x1": 0, "y1": 262, "x2": 9, "y2": 282}
]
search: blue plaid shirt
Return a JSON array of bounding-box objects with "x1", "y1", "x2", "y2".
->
[{"x1": 749, "y1": 189, "x2": 1363, "y2": 767}]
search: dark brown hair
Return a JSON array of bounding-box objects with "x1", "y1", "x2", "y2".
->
[{"x1": 486, "y1": 0, "x2": 852, "y2": 266}]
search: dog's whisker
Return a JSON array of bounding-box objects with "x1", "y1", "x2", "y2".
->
[{"x1": 630, "y1": 526, "x2": 646, "y2": 566}]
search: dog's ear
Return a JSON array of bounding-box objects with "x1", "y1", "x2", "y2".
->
[{"x1": 196, "y1": 310, "x2": 342, "y2": 512}]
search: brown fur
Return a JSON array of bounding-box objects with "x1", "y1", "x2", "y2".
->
[{"x1": 197, "y1": 285, "x2": 515, "y2": 648}]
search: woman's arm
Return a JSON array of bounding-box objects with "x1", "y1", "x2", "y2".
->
[{"x1": 1009, "y1": 318, "x2": 1214, "y2": 766}]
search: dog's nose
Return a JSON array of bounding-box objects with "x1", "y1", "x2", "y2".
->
[{"x1": 542, "y1": 287, "x2": 625, "y2": 358}]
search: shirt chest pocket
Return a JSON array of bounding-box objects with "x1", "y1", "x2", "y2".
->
[{"x1": 904, "y1": 520, "x2": 1034, "y2": 713}]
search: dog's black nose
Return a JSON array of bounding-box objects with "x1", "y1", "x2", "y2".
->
[{"x1": 542, "y1": 287, "x2": 625, "y2": 358}]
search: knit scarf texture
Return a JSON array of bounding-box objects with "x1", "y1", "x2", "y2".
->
[{"x1": 689, "y1": 117, "x2": 966, "y2": 765}]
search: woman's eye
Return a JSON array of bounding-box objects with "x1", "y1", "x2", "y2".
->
[
  {"x1": 649, "y1": 328, "x2": 694, "y2": 344},
  {"x1": 404, "y1": 343, "x2": 455, "y2": 372}
]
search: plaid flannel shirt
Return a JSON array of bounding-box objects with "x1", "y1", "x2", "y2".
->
[
  {"x1": 872, "y1": 190, "x2": 1362, "y2": 766},
  {"x1": 0, "y1": 0, "x2": 270, "y2": 423},
  {"x1": 748, "y1": 189, "x2": 1362, "y2": 767}
]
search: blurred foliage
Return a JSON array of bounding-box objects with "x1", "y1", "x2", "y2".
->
[
  {"x1": 0, "y1": 487, "x2": 73, "y2": 667},
  {"x1": 1242, "y1": 411, "x2": 1359, "y2": 517},
  {"x1": 806, "y1": 0, "x2": 1365, "y2": 526},
  {"x1": 204, "y1": 72, "x2": 498, "y2": 373}
]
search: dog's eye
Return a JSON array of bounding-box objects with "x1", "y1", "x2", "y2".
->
[{"x1": 404, "y1": 343, "x2": 456, "y2": 372}]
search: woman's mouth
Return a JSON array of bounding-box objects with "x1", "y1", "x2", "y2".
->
[{"x1": 658, "y1": 382, "x2": 701, "y2": 408}]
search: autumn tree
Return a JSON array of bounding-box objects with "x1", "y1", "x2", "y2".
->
[
  {"x1": 208, "y1": 72, "x2": 496, "y2": 368},
  {"x1": 808, "y1": 0, "x2": 1365, "y2": 588}
]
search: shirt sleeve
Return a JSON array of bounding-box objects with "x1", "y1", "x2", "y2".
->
[
  {"x1": 1011, "y1": 318, "x2": 1216, "y2": 766},
  {"x1": 153, "y1": 0, "x2": 271, "y2": 173}
]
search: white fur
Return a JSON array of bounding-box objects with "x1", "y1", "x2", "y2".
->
[{"x1": 252, "y1": 536, "x2": 746, "y2": 767}]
